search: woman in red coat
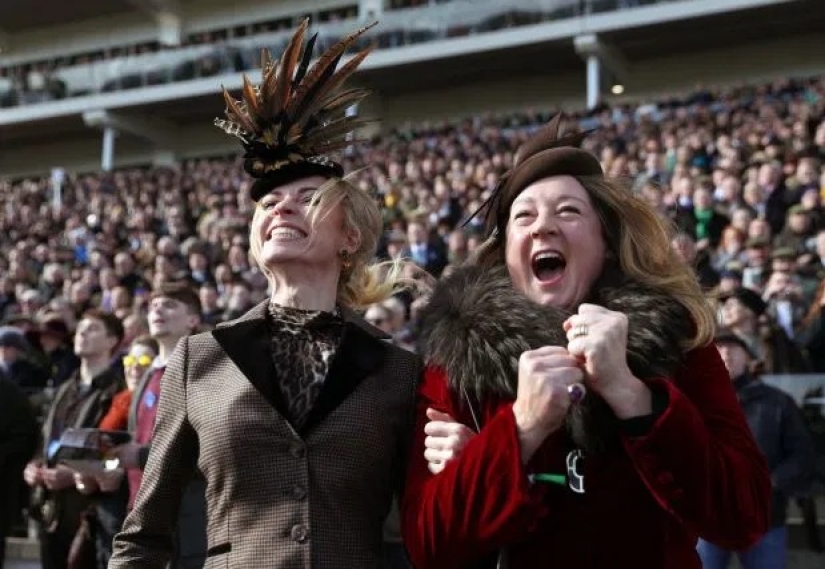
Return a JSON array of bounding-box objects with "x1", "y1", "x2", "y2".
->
[{"x1": 400, "y1": 115, "x2": 772, "y2": 568}]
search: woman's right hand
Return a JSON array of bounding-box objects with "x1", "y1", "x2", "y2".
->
[
  {"x1": 512, "y1": 346, "x2": 584, "y2": 462},
  {"x1": 423, "y1": 408, "x2": 477, "y2": 474}
]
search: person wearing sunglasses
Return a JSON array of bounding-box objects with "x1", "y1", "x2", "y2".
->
[{"x1": 99, "y1": 336, "x2": 159, "y2": 432}]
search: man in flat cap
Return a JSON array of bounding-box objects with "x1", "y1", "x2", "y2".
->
[{"x1": 698, "y1": 328, "x2": 816, "y2": 569}]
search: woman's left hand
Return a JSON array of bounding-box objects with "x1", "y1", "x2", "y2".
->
[
  {"x1": 564, "y1": 303, "x2": 655, "y2": 418},
  {"x1": 564, "y1": 304, "x2": 633, "y2": 391}
]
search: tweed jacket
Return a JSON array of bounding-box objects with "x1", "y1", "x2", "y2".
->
[{"x1": 109, "y1": 300, "x2": 422, "y2": 568}]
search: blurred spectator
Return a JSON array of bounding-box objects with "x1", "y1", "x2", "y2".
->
[
  {"x1": 0, "y1": 326, "x2": 49, "y2": 397},
  {"x1": 698, "y1": 328, "x2": 816, "y2": 569},
  {"x1": 23, "y1": 310, "x2": 123, "y2": 569},
  {"x1": 36, "y1": 317, "x2": 80, "y2": 389},
  {"x1": 403, "y1": 220, "x2": 448, "y2": 277},
  {"x1": 671, "y1": 232, "x2": 719, "y2": 290},
  {"x1": 719, "y1": 287, "x2": 810, "y2": 374},
  {"x1": 110, "y1": 282, "x2": 207, "y2": 568},
  {"x1": 798, "y1": 279, "x2": 825, "y2": 373},
  {"x1": 0, "y1": 375, "x2": 38, "y2": 569},
  {"x1": 774, "y1": 205, "x2": 817, "y2": 256},
  {"x1": 675, "y1": 186, "x2": 730, "y2": 249}
]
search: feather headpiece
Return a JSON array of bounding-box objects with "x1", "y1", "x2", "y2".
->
[
  {"x1": 463, "y1": 114, "x2": 603, "y2": 237},
  {"x1": 214, "y1": 19, "x2": 377, "y2": 200}
]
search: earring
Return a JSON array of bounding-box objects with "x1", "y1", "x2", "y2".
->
[{"x1": 339, "y1": 249, "x2": 353, "y2": 269}]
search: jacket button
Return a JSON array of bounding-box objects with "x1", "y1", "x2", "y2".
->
[
  {"x1": 657, "y1": 472, "x2": 674, "y2": 486},
  {"x1": 290, "y1": 524, "x2": 309, "y2": 543},
  {"x1": 291, "y1": 485, "x2": 307, "y2": 500},
  {"x1": 290, "y1": 444, "x2": 305, "y2": 459}
]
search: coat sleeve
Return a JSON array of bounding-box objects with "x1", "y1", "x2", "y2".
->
[
  {"x1": 400, "y1": 366, "x2": 550, "y2": 568},
  {"x1": 771, "y1": 391, "x2": 817, "y2": 496},
  {"x1": 622, "y1": 344, "x2": 772, "y2": 549},
  {"x1": 110, "y1": 337, "x2": 199, "y2": 569}
]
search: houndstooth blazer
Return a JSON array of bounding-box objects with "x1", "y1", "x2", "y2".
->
[{"x1": 109, "y1": 300, "x2": 422, "y2": 568}]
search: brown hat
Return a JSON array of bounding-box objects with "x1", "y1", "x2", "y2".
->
[{"x1": 466, "y1": 114, "x2": 603, "y2": 237}]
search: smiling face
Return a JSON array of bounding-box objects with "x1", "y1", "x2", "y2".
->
[
  {"x1": 504, "y1": 176, "x2": 606, "y2": 309},
  {"x1": 123, "y1": 344, "x2": 157, "y2": 391},
  {"x1": 250, "y1": 176, "x2": 358, "y2": 277}
]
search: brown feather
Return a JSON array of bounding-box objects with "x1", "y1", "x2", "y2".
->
[
  {"x1": 292, "y1": 46, "x2": 374, "y2": 128},
  {"x1": 241, "y1": 75, "x2": 261, "y2": 124},
  {"x1": 267, "y1": 18, "x2": 309, "y2": 120},
  {"x1": 315, "y1": 88, "x2": 370, "y2": 118},
  {"x1": 259, "y1": 58, "x2": 280, "y2": 119},
  {"x1": 301, "y1": 117, "x2": 373, "y2": 150},
  {"x1": 286, "y1": 21, "x2": 377, "y2": 118},
  {"x1": 513, "y1": 113, "x2": 562, "y2": 166},
  {"x1": 260, "y1": 48, "x2": 274, "y2": 74},
  {"x1": 222, "y1": 88, "x2": 258, "y2": 134}
]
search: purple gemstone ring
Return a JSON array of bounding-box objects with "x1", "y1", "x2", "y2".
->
[{"x1": 567, "y1": 382, "x2": 586, "y2": 403}]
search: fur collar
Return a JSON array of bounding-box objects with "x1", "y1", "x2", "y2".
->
[{"x1": 417, "y1": 264, "x2": 694, "y2": 453}]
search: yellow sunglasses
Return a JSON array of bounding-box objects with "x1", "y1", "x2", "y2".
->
[{"x1": 122, "y1": 354, "x2": 153, "y2": 368}]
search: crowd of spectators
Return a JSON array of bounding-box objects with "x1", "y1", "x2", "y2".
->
[{"x1": 0, "y1": 73, "x2": 824, "y2": 556}]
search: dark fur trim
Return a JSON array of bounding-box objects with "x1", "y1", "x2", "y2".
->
[{"x1": 417, "y1": 264, "x2": 693, "y2": 454}]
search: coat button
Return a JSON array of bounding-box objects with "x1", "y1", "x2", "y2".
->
[
  {"x1": 291, "y1": 523, "x2": 309, "y2": 543},
  {"x1": 291, "y1": 485, "x2": 307, "y2": 500},
  {"x1": 290, "y1": 444, "x2": 305, "y2": 459}
]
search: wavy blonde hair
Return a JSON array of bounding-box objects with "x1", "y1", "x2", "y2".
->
[
  {"x1": 473, "y1": 176, "x2": 715, "y2": 350},
  {"x1": 249, "y1": 177, "x2": 417, "y2": 309}
]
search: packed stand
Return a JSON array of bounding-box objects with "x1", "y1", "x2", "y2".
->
[{"x1": 0, "y1": 74, "x2": 824, "y2": 565}]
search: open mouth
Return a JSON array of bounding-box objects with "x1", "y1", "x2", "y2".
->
[
  {"x1": 268, "y1": 225, "x2": 307, "y2": 241},
  {"x1": 531, "y1": 250, "x2": 566, "y2": 284}
]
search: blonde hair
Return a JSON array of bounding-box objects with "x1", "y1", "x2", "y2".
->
[
  {"x1": 473, "y1": 176, "x2": 716, "y2": 351},
  {"x1": 249, "y1": 177, "x2": 417, "y2": 309}
]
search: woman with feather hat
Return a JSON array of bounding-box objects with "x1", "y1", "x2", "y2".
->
[
  {"x1": 109, "y1": 20, "x2": 422, "y2": 568},
  {"x1": 400, "y1": 115, "x2": 772, "y2": 568}
]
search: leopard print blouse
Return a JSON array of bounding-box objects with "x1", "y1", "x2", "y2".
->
[{"x1": 267, "y1": 303, "x2": 345, "y2": 428}]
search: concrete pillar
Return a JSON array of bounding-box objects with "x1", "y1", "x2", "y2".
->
[
  {"x1": 101, "y1": 127, "x2": 116, "y2": 172},
  {"x1": 586, "y1": 54, "x2": 600, "y2": 110},
  {"x1": 359, "y1": 0, "x2": 383, "y2": 20},
  {"x1": 157, "y1": 12, "x2": 182, "y2": 47}
]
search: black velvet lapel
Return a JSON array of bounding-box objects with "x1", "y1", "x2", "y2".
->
[
  {"x1": 211, "y1": 301, "x2": 389, "y2": 436},
  {"x1": 301, "y1": 317, "x2": 387, "y2": 434},
  {"x1": 211, "y1": 301, "x2": 289, "y2": 418}
]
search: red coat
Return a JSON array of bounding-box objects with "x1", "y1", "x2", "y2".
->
[
  {"x1": 99, "y1": 389, "x2": 132, "y2": 431},
  {"x1": 400, "y1": 344, "x2": 772, "y2": 568}
]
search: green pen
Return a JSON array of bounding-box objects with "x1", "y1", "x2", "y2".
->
[{"x1": 529, "y1": 473, "x2": 566, "y2": 486}]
